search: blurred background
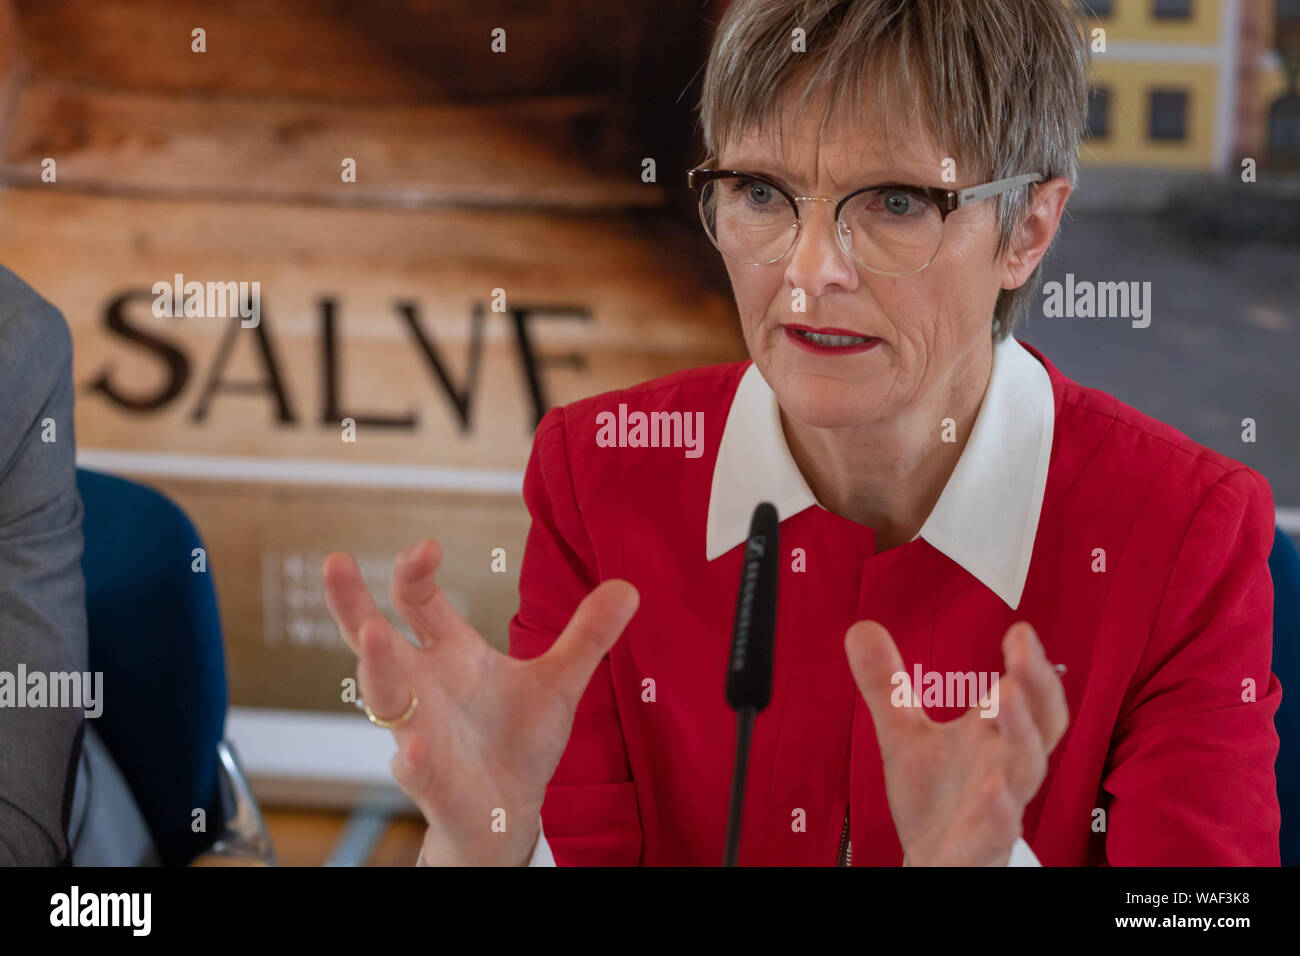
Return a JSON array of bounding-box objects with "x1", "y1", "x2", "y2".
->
[{"x1": 0, "y1": 0, "x2": 1294, "y2": 864}]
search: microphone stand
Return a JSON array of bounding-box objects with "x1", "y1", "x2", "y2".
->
[{"x1": 723, "y1": 707, "x2": 756, "y2": 867}]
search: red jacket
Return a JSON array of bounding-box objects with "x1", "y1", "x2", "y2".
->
[{"x1": 508, "y1": 338, "x2": 1281, "y2": 865}]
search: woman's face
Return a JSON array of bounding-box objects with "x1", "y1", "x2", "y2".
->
[{"x1": 716, "y1": 89, "x2": 1012, "y2": 432}]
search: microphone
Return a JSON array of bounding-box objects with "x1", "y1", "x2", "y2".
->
[{"x1": 722, "y1": 501, "x2": 780, "y2": 866}]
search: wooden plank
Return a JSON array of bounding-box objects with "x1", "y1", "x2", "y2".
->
[
  {"x1": 0, "y1": 0, "x2": 20, "y2": 135},
  {"x1": 192, "y1": 808, "x2": 423, "y2": 866},
  {"x1": 0, "y1": 81, "x2": 663, "y2": 210},
  {"x1": 0, "y1": 189, "x2": 739, "y2": 468},
  {"x1": 11, "y1": 0, "x2": 647, "y2": 101},
  {"x1": 365, "y1": 813, "x2": 426, "y2": 867}
]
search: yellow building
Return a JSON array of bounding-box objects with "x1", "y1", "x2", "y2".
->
[{"x1": 1071, "y1": 0, "x2": 1295, "y2": 172}]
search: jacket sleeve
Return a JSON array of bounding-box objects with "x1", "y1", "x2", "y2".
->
[
  {"x1": 1102, "y1": 466, "x2": 1281, "y2": 865},
  {"x1": 0, "y1": 299, "x2": 88, "y2": 865},
  {"x1": 507, "y1": 405, "x2": 642, "y2": 865}
]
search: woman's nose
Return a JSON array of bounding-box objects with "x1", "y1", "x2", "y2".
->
[{"x1": 783, "y1": 201, "x2": 859, "y2": 297}]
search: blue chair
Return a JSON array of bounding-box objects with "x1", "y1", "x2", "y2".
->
[
  {"x1": 76, "y1": 468, "x2": 273, "y2": 865},
  {"x1": 1271, "y1": 526, "x2": 1300, "y2": 866}
]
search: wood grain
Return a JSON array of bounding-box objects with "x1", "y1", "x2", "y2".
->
[
  {"x1": 0, "y1": 81, "x2": 663, "y2": 211},
  {"x1": 11, "y1": 0, "x2": 650, "y2": 101},
  {"x1": 192, "y1": 808, "x2": 425, "y2": 866}
]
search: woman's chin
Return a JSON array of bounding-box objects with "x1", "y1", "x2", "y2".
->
[
  {"x1": 753, "y1": 347, "x2": 899, "y2": 429},
  {"x1": 772, "y1": 380, "x2": 891, "y2": 430}
]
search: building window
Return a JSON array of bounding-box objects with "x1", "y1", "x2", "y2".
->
[
  {"x1": 1153, "y1": 0, "x2": 1192, "y2": 18},
  {"x1": 1085, "y1": 87, "x2": 1111, "y2": 138},
  {"x1": 1149, "y1": 89, "x2": 1189, "y2": 140},
  {"x1": 1079, "y1": 0, "x2": 1113, "y2": 15},
  {"x1": 1269, "y1": 94, "x2": 1300, "y2": 168}
]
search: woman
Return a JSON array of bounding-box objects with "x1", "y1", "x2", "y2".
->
[{"x1": 323, "y1": 0, "x2": 1281, "y2": 866}]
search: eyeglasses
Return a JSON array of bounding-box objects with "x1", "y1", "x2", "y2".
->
[{"x1": 686, "y1": 167, "x2": 1043, "y2": 277}]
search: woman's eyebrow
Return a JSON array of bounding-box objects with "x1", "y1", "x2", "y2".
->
[
  {"x1": 721, "y1": 162, "x2": 928, "y2": 193},
  {"x1": 727, "y1": 163, "x2": 815, "y2": 192}
]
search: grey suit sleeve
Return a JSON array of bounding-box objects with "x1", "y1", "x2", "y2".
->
[{"x1": 0, "y1": 283, "x2": 88, "y2": 865}]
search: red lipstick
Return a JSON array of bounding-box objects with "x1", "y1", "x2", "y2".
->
[{"x1": 782, "y1": 323, "x2": 881, "y2": 356}]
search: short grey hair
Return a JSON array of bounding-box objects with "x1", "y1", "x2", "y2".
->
[{"x1": 696, "y1": 0, "x2": 1090, "y2": 342}]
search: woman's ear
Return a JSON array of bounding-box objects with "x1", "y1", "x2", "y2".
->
[{"x1": 1000, "y1": 177, "x2": 1071, "y2": 291}]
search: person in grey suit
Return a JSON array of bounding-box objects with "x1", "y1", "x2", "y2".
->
[{"x1": 0, "y1": 265, "x2": 88, "y2": 864}]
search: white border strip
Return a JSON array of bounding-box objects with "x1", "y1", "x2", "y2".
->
[
  {"x1": 75, "y1": 448, "x2": 524, "y2": 493},
  {"x1": 1277, "y1": 508, "x2": 1300, "y2": 535},
  {"x1": 226, "y1": 706, "x2": 398, "y2": 784}
]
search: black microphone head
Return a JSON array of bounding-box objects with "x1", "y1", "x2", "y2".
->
[{"x1": 726, "y1": 502, "x2": 779, "y2": 711}]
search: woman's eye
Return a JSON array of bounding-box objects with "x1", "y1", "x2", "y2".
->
[
  {"x1": 743, "y1": 180, "x2": 773, "y2": 204},
  {"x1": 877, "y1": 190, "x2": 922, "y2": 216}
]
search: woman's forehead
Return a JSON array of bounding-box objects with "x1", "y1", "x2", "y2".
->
[
  {"x1": 718, "y1": 123, "x2": 944, "y2": 190},
  {"x1": 719, "y1": 65, "x2": 941, "y2": 158}
]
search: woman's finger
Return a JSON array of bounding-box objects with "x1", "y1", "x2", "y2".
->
[
  {"x1": 357, "y1": 616, "x2": 416, "y2": 728},
  {"x1": 1005, "y1": 623, "x2": 1070, "y2": 751},
  {"x1": 322, "y1": 552, "x2": 387, "y2": 654},
  {"x1": 845, "y1": 620, "x2": 928, "y2": 761},
  {"x1": 389, "y1": 539, "x2": 478, "y2": 651},
  {"x1": 992, "y1": 675, "x2": 1048, "y2": 801}
]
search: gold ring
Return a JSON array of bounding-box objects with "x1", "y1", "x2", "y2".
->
[{"x1": 364, "y1": 692, "x2": 418, "y2": 728}]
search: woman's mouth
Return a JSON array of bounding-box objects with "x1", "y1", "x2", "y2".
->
[{"x1": 783, "y1": 324, "x2": 881, "y2": 355}]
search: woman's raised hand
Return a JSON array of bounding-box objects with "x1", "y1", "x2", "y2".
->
[
  {"x1": 322, "y1": 539, "x2": 639, "y2": 866},
  {"x1": 845, "y1": 619, "x2": 1069, "y2": 866}
]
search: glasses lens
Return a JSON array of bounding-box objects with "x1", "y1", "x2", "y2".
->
[
  {"x1": 699, "y1": 175, "x2": 796, "y2": 264},
  {"x1": 837, "y1": 187, "x2": 945, "y2": 275}
]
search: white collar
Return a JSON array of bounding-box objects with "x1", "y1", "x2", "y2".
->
[{"x1": 705, "y1": 335, "x2": 1055, "y2": 610}]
